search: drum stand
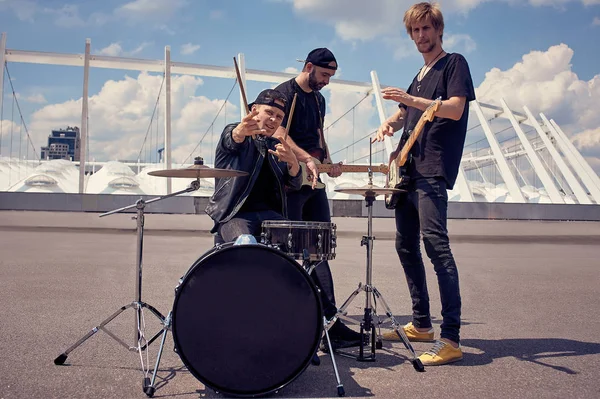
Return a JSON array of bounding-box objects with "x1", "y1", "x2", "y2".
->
[
  {"x1": 331, "y1": 171, "x2": 425, "y2": 372},
  {"x1": 54, "y1": 180, "x2": 201, "y2": 397},
  {"x1": 302, "y1": 252, "x2": 345, "y2": 397}
]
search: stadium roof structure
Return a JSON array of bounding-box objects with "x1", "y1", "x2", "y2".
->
[{"x1": 1, "y1": 33, "x2": 599, "y2": 205}]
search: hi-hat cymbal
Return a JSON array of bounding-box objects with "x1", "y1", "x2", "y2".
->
[
  {"x1": 334, "y1": 184, "x2": 406, "y2": 197},
  {"x1": 148, "y1": 157, "x2": 248, "y2": 179}
]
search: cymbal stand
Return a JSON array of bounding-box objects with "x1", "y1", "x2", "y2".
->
[
  {"x1": 54, "y1": 179, "x2": 201, "y2": 396},
  {"x1": 331, "y1": 145, "x2": 424, "y2": 371}
]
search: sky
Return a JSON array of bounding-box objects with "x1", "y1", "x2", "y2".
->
[{"x1": 0, "y1": 0, "x2": 599, "y2": 173}]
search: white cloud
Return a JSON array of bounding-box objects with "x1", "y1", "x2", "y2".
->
[
  {"x1": 27, "y1": 72, "x2": 241, "y2": 164},
  {"x1": 0, "y1": 0, "x2": 37, "y2": 22},
  {"x1": 158, "y1": 24, "x2": 176, "y2": 35},
  {"x1": 98, "y1": 43, "x2": 124, "y2": 56},
  {"x1": 97, "y1": 42, "x2": 152, "y2": 56},
  {"x1": 25, "y1": 94, "x2": 48, "y2": 104},
  {"x1": 288, "y1": 0, "x2": 597, "y2": 41},
  {"x1": 181, "y1": 43, "x2": 201, "y2": 55},
  {"x1": 593, "y1": 16, "x2": 600, "y2": 25},
  {"x1": 475, "y1": 43, "x2": 600, "y2": 171},
  {"x1": 130, "y1": 42, "x2": 153, "y2": 55},
  {"x1": 444, "y1": 33, "x2": 477, "y2": 54},
  {"x1": 573, "y1": 127, "x2": 600, "y2": 150},
  {"x1": 388, "y1": 36, "x2": 417, "y2": 61},
  {"x1": 283, "y1": 67, "x2": 299, "y2": 74},
  {"x1": 115, "y1": 0, "x2": 188, "y2": 23}
]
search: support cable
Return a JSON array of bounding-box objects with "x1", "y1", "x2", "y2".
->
[
  {"x1": 136, "y1": 74, "x2": 165, "y2": 163},
  {"x1": 4, "y1": 64, "x2": 38, "y2": 160},
  {"x1": 182, "y1": 79, "x2": 237, "y2": 165}
]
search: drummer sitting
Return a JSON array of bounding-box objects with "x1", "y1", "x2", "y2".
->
[
  {"x1": 206, "y1": 89, "x2": 302, "y2": 243},
  {"x1": 206, "y1": 89, "x2": 367, "y2": 352}
]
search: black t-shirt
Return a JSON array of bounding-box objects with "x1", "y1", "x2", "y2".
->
[
  {"x1": 399, "y1": 53, "x2": 476, "y2": 189},
  {"x1": 275, "y1": 78, "x2": 325, "y2": 154},
  {"x1": 239, "y1": 152, "x2": 280, "y2": 213}
]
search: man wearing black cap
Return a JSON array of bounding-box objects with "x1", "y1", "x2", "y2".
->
[
  {"x1": 274, "y1": 48, "x2": 365, "y2": 350},
  {"x1": 206, "y1": 89, "x2": 302, "y2": 241}
]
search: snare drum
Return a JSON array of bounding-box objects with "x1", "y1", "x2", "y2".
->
[
  {"x1": 171, "y1": 242, "x2": 323, "y2": 397},
  {"x1": 261, "y1": 220, "x2": 337, "y2": 261}
]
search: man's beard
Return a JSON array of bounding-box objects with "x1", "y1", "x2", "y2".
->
[
  {"x1": 308, "y1": 70, "x2": 323, "y2": 91},
  {"x1": 417, "y1": 40, "x2": 436, "y2": 54}
]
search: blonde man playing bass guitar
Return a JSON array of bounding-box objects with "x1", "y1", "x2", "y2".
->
[{"x1": 372, "y1": 2, "x2": 476, "y2": 367}]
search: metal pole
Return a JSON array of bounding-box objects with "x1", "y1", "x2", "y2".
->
[
  {"x1": 0, "y1": 33, "x2": 6, "y2": 157},
  {"x1": 370, "y1": 71, "x2": 393, "y2": 157},
  {"x1": 164, "y1": 46, "x2": 172, "y2": 194},
  {"x1": 79, "y1": 38, "x2": 90, "y2": 194}
]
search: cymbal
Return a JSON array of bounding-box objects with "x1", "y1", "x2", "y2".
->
[
  {"x1": 334, "y1": 184, "x2": 406, "y2": 197},
  {"x1": 148, "y1": 164, "x2": 248, "y2": 179}
]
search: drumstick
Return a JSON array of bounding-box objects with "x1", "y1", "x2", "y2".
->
[
  {"x1": 283, "y1": 93, "x2": 297, "y2": 143},
  {"x1": 233, "y1": 57, "x2": 249, "y2": 114},
  {"x1": 233, "y1": 56, "x2": 255, "y2": 139}
]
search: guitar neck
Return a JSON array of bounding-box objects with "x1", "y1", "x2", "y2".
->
[
  {"x1": 316, "y1": 164, "x2": 385, "y2": 174},
  {"x1": 398, "y1": 110, "x2": 430, "y2": 166}
]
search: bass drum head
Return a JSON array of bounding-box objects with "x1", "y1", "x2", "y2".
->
[{"x1": 172, "y1": 243, "x2": 323, "y2": 397}]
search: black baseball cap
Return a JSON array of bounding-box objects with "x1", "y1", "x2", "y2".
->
[
  {"x1": 304, "y1": 48, "x2": 338, "y2": 70},
  {"x1": 248, "y1": 89, "x2": 287, "y2": 113}
]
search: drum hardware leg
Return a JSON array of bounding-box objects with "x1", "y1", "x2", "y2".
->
[
  {"x1": 322, "y1": 316, "x2": 345, "y2": 397},
  {"x1": 287, "y1": 232, "x2": 294, "y2": 253},
  {"x1": 143, "y1": 311, "x2": 172, "y2": 397},
  {"x1": 371, "y1": 287, "x2": 424, "y2": 371},
  {"x1": 328, "y1": 187, "x2": 424, "y2": 371},
  {"x1": 54, "y1": 181, "x2": 202, "y2": 392}
]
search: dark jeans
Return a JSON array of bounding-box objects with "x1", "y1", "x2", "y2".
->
[
  {"x1": 287, "y1": 186, "x2": 338, "y2": 319},
  {"x1": 215, "y1": 208, "x2": 338, "y2": 319},
  {"x1": 394, "y1": 177, "x2": 462, "y2": 344},
  {"x1": 217, "y1": 210, "x2": 286, "y2": 243}
]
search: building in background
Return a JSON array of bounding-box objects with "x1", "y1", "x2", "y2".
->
[{"x1": 40, "y1": 126, "x2": 81, "y2": 161}]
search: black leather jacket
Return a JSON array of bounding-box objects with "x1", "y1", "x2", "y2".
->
[{"x1": 205, "y1": 123, "x2": 302, "y2": 232}]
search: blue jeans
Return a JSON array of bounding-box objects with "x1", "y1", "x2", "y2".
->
[
  {"x1": 287, "y1": 186, "x2": 338, "y2": 319},
  {"x1": 217, "y1": 210, "x2": 286, "y2": 243},
  {"x1": 394, "y1": 177, "x2": 462, "y2": 344}
]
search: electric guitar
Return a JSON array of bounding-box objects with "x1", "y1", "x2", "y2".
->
[
  {"x1": 299, "y1": 148, "x2": 389, "y2": 189},
  {"x1": 384, "y1": 97, "x2": 442, "y2": 209}
]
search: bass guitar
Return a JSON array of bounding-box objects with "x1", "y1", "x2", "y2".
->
[
  {"x1": 299, "y1": 148, "x2": 388, "y2": 189},
  {"x1": 384, "y1": 97, "x2": 442, "y2": 209}
]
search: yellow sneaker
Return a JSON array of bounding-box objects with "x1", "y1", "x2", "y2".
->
[
  {"x1": 381, "y1": 322, "x2": 435, "y2": 342},
  {"x1": 418, "y1": 340, "x2": 463, "y2": 366}
]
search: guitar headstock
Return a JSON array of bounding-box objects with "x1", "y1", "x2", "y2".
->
[{"x1": 423, "y1": 97, "x2": 442, "y2": 122}]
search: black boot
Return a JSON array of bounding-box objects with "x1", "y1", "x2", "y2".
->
[{"x1": 322, "y1": 320, "x2": 367, "y2": 351}]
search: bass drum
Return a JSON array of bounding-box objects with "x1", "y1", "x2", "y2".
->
[{"x1": 172, "y1": 242, "x2": 323, "y2": 397}]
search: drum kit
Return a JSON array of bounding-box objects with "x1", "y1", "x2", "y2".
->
[{"x1": 53, "y1": 156, "x2": 424, "y2": 399}]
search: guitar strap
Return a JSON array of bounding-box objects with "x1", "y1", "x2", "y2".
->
[
  {"x1": 314, "y1": 92, "x2": 331, "y2": 163},
  {"x1": 396, "y1": 67, "x2": 444, "y2": 160}
]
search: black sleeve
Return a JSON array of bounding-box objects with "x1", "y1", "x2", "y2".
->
[
  {"x1": 219, "y1": 123, "x2": 245, "y2": 153},
  {"x1": 445, "y1": 54, "x2": 476, "y2": 101},
  {"x1": 286, "y1": 164, "x2": 303, "y2": 191}
]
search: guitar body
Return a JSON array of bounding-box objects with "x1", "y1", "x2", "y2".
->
[
  {"x1": 383, "y1": 97, "x2": 442, "y2": 209},
  {"x1": 300, "y1": 158, "x2": 327, "y2": 189},
  {"x1": 300, "y1": 148, "x2": 326, "y2": 189},
  {"x1": 384, "y1": 155, "x2": 411, "y2": 209}
]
